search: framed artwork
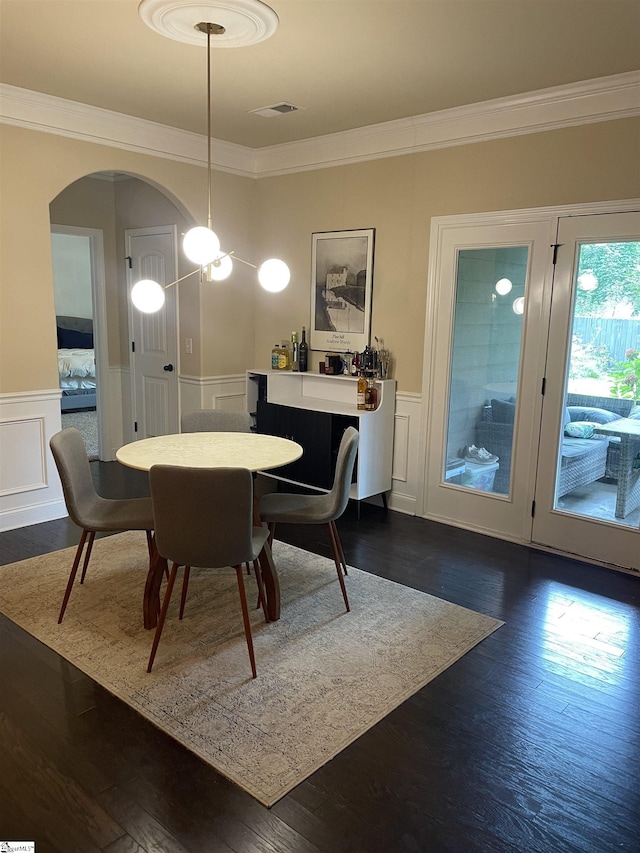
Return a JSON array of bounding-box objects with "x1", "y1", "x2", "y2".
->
[{"x1": 310, "y1": 228, "x2": 375, "y2": 353}]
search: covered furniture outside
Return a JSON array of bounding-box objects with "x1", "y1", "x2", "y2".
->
[{"x1": 475, "y1": 396, "x2": 622, "y2": 496}]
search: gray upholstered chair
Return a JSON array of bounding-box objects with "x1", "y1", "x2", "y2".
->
[
  {"x1": 258, "y1": 426, "x2": 359, "y2": 613},
  {"x1": 147, "y1": 465, "x2": 270, "y2": 676},
  {"x1": 181, "y1": 409, "x2": 252, "y2": 433},
  {"x1": 50, "y1": 428, "x2": 154, "y2": 623}
]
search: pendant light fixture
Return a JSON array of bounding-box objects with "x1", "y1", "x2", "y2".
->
[{"x1": 132, "y1": 0, "x2": 290, "y2": 313}]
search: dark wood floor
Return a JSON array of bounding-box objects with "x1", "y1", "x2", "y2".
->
[{"x1": 1, "y1": 462, "x2": 639, "y2": 853}]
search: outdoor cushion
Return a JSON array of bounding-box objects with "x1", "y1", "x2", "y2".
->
[
  {"x1": 564, "y1": 421, "x2": 595, "y2": 439},
  {"x1": 561, "y1": 437, "x2": 604, "y2": 460},
  {"x1": 629, "y1": 405, "x2": 640, "y2": 420},
  {"x1": 567, "y1": 406, "x2": 621, "y2": 424}
]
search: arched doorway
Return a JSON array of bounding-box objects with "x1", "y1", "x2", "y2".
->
[{"x1": 49, "y1": 172, "x2": 191, "y2": 457}]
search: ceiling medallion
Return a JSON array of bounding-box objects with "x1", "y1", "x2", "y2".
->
[{"x1": 138, "y1": 0, "x2": 279, "y2": 48}]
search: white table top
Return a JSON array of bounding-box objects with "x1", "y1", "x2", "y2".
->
[{"x1": 116, "y1": 431, "x2": 303, "y2": 473}]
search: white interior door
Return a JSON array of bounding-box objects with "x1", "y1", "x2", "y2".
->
[
  {"x1": 531, "y1": 211, "x2": 640, "y2": 571},
  {"x1": 126, "y1": 226, "x2": 179, "y2": 439}
]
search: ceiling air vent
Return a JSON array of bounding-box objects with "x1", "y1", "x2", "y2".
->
[{"x1": 250, "y1": 102, "x2": 304, "y2": 118}]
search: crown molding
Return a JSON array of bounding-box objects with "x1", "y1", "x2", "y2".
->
[
  {"x1": 1, "y1": 71, "x2": 638, "y2": 179},
  {"x1": 0, "y1": 84, "x2": 255, "y2": 176},
  {"x1": 254, "y1": 71, "x2": 640, "y2": 176}
]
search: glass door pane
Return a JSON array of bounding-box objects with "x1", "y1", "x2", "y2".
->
[
  {"x1": 532, "y1": 211, "x2": 640, "y2": 571},
  {"x1": 557, "y1": 240, "x2": 640, "y2": 527},
  {"x1": 445, "y1": 246, "x2": 529, "y2": 496}
]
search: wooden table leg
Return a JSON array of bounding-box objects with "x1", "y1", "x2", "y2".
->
[
  {"x1": 258, "y1": 539, "x2": 280, "y2": 622},
  {"x1": 143, "y1": 540, "x2": 167, "y2": 630}
]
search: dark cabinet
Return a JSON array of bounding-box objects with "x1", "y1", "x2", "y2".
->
[{"x1": 257, "y1": 400, "x2": 357, "y2": 489}]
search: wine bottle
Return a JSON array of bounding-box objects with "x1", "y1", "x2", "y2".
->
[
  {"x1": 291, "y1": 331, "x2": 299, "y2": 371},
  {"x1": 299, "y1": 326, "x2": 308, "y2": 372}
]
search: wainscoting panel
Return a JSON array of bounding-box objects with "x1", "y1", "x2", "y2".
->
[
  {"x1": 0, "y1": 390, "x2": 65, "y2": 531},
  {"x1": 0, "y1": 381, "x2": 423, "y2": 531},
  {"x1": 389, "y1": 392, "x2": 422, "y2": 515},
  {"x1": 179, "y1": 375, "x2": 250, "y2": 416}
]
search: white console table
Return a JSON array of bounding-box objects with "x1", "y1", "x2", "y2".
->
[{"x1": 246, "y1": 370, "x2": 396, "y2": 502}]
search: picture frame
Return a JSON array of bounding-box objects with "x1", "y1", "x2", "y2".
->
[{"x1": 310, "y1": 228, "x2": 375, "y2": 353}]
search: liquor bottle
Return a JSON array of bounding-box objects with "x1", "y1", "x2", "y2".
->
[
  {"x1": 350, "y1": 351, "x2": 360, "y2": 376},
  {"x1": 291, "y1": 331, "x2": 299, "y2": 371},
  {"x1": 278, "y1": 341, "x2": 290, "y2": 370},
  {"x1": 362, "y1": 344, "x2": 374, "y2": 374},
  {"x1": 357, "y1": 371, "x2": 367, "y2": 410},
  {"x1": 299, "y1": 326, "x2": 308, "y2": 372},
  {"x1": 365, "y1": 375, "x2": 379, "y2": 410},
  {"x1": 271, "y1": 343, "x2": 280, "y2": 370}
]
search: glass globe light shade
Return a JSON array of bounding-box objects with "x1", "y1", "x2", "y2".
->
[
  {"x1": 183, "y1": 226, "x2": 221, "y2": 266},
  {"x1": 512, "y1": 296, "x2": 525, "y2": 315},
  {"x1": 495, "y1": 277, "x2": 513, "y2": 295},
  {"x1": 131, "y1": 279, "x2": 166, "y2": 313},
  {"x1": 207, "y1": 253, "x2": 233, "y2": 281},
  {"x1": 258, "y1": 258, "x2": 290, "y2": 292},
  {"x1": 578, "y1": 272, "x2": 598, "y2": 292}
]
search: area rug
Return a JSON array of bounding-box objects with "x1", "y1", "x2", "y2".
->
[
  {"x1": 0, "y1": 532, "x2": 502, "y2": 806},
  {"x1": 61, "y1": 409, "x2": 98, "y2": 459}
]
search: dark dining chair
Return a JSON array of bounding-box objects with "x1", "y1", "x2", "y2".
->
[
  {"x1": 181, "y1": 409, "x2": 252, "y2": 433},
  {"x1": 147, "y1": 465, "x2": 270, "y2": 676},
  {"x1": 50, "y1": 427, "x2": 154, "y2": 623},
  {"x1": 258, "y1": 426, "x2": 359, "y2": 612}
]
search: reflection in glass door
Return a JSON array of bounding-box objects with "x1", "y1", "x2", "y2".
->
[
  {"x1": 557, "y1": 239, "x2": 640, "y2": 529},
  {"x1": 445, "y1": 247, "x2": 529, "y2": 496}
]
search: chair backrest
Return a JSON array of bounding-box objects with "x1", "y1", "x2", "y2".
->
[
  {"x1": 326, "y1": 426, "x2": 359, "y2": 520},
  {"x1": 181, "y1": 410, "x2": 252, "y2": 433},
  {"x1": 149, "y1": 465, "x2": 255, "y2": 569},
  {"x1": 49, "y1": 427, "x2": 97, "y2": 528}
]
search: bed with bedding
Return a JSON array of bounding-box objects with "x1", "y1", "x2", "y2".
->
[{"x1": 56, "y1": 315, "x2": 97, "y2": 412}]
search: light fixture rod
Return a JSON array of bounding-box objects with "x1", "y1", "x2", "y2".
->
[
  {"x1": 230, "y1": 253, "x2": 258, "y2": 270},
  {"x1": 163, "y1": 267, "x2": 203, "y2": 290},
  {"x1": 206, "y1": 25, "x2": 212, "y2": 230},
  {"x1": 194, "y1": 21, "x2": 225, "y2": 231}
]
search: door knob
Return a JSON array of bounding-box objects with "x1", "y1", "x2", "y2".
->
[{"x1": 163, "y1": 363, "x2": 174, "y2": 372}]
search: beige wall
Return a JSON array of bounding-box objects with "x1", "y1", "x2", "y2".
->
[
  {"x1": 1, "y1": 117, "x2": 638, "y2": 398},
  {"x1": 0, "y1": 123, "x2": 255, "y2": 393},
  {"x1": 255, "y1": 118, "x2": 640, "y2": 390}
]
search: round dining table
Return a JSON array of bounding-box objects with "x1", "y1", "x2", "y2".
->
[{"x1": 116, "y1": 431, "x2": 303, "y2": 628}]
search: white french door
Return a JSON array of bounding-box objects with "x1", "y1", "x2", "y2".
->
[
  {"x1": 423, "y1": 216, "x2": 553, "y2": 542},
  {"x1": 423, "y1": 204, "x2": 639, "y2": 572},
  {"x1": 531, "y1": 211, "x2": 640, "y2": 571}
]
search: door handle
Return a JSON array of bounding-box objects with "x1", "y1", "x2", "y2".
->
[{"x1": 163, "y1": 363, "x2": 174, "y2": 372}]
